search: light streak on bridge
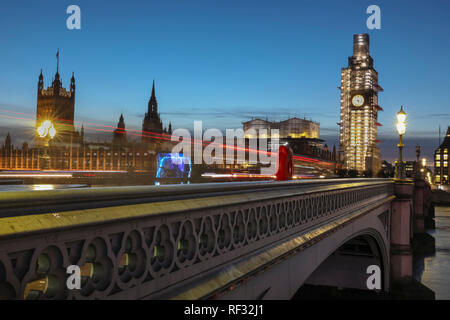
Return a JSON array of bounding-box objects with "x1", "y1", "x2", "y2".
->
[{"x1": 0, "y1": 108, "x2": 334, "y2": 167}]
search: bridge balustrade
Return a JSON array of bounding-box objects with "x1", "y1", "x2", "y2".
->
[{"x1": 0, "y1": 179, "x2": 394, "y2": 299}]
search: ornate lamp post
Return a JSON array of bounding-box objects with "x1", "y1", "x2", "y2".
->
[
  {"x1": 395, "y1": 106, "x2": 407, "y2": 180},
  {"x1": 37, "y1": 120, "x2": 56, "y2": 170},
  {"x1": 415, "y1": 144, "x2": 421, "y2": 179}
]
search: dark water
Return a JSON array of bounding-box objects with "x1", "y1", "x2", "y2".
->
[{"x1": 414, "y1": 206, "x2": 450, "y2": 300}]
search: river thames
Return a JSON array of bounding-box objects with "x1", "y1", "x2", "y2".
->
[{"x1": 414, "y1": 206, "x2": 450, "y2": 299}]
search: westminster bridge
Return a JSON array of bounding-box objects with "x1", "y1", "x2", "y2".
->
[{"x1": 0, "y1": 178, "x2": 434, "y2": 299}]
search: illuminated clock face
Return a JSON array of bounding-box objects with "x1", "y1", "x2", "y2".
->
[{"x1": 352, "y1": 95, "x2": 364, "y2": 107}]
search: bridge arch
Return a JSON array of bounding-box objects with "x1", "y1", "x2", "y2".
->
[{"x1": 294, "y1": 228, "x2": 389, "y2": 297}]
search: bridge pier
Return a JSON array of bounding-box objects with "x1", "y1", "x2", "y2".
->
[
  {"x1": 413, "y1": 179, "x2": 425, "y2": 234},
  {"x1": 390, "y1": 180, "x2": 414, "y2": 282},
  {"x1": 423, "y1": 182, "x2": 435, "y2": 229},
  {"x1": 390, "y1": 179, "x2": 436, "y2": 299},
  {"x1": 412, "y1": 178, "x2": 436, "y2": 255}
]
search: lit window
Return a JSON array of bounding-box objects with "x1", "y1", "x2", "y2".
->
[
  {"x1": 444, "y1": 154, "x2": 448, "y2": 160},
  {"x1": 436, "y1": 154, "x2": 441, "y2": 160},
  {"x1": 445, "y1": 162, "x2": 448, "y2": 167}
]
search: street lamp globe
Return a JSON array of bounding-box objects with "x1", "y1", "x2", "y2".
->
[
  {"x1": 49, "y1": 126, "x2": 56, "y2": 139},
  {"x1": 396, "y1": 122, "x2": 406, "y2": 135},
  {"x1": 37, "y1": 119, "x2": 56, "y2": 170},
  {"x1": 394, "y1": 106, "x2": 407, "y2": 180},
  {"x1": 37, "y1": 125, "x2": 46, "y2": 138},
  {"x1": 43, "y1": 120, "x2": 52, "y2": 129},
  {"x1": 422, "y1": 158, "x2": 427, "y2": 167},
  {"x1": 396, "y1": 106, "x2": 407, "y2": 135},
  {"x1": 37, "y1": 120, "x2": 56, "y2": 139}
]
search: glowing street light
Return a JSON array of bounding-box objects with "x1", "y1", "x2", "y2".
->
[
  {"x1": 426, "y1": 171, "x2": 432, "y2": 184},
  {"x1": 396, "y1": 108, "x2": 406, "y2": 133},
  {"x1": 420, "y1": 157, "x2": 427, "y2": 179},
  {"x1": 37, "y1": 120, "x2": 56, "y2": 139},
  {"x1": 415, "y1": 144, "x2": 421, "y2": 179},
  {"x1": 37, "y1": 120, "x2": 56, "y2": 170},
  {"x1": 395, "y1": 106, "x2": 407, "y2": 179}
]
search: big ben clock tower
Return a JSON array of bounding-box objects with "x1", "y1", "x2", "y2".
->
[{"x1": 338, "y1": 34, "x2": 382, "y2": 175}]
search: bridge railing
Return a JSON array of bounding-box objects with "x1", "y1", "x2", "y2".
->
[{"x1": 0, "y1": 179, "x2": 394, "y2": 300}]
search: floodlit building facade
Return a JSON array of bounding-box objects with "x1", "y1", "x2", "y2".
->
[
  {"x1": 338, "y1": 34, "x2": 382, "y2": 175},
  {"x1": 434, "y1": 127, "x2": 450, "y2": 185},
  {"x1": 243, "y1": 117, "x2": 319, "y2": 140}
]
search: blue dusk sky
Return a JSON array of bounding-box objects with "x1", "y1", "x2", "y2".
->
[{"x1": 0, "y1": 0, "x2": 449, "y2": 162}]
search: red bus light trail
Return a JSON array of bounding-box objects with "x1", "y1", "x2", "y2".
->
[
  {"x1": 0, "y1": 108, "x2": 276, "y2": 158},
  {"x1": 0, "y1": 108, "x2": 333, "y2": 166}
]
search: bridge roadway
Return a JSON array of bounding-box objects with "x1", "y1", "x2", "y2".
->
[{"x1": 0, "y1": 178, "x2": 424, "y2": 299}]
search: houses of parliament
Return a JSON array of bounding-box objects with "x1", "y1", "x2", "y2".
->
[{"x1": 1, "y1": 56, "x2": 173, "y2": 172}]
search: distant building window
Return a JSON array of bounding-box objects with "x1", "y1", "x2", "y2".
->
[
  {"x1": 444, "y1": 154, "x2": 448, "y2": 160},
  {"x1": 436, "y1": 154, "x2": 441, "y2": 160},
  {"x1": 445, "y1": 162, "x2": 448, "y2": 167},
  {"x1": 436, "y1": 162, "x2": 441, "y2": 167}
]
